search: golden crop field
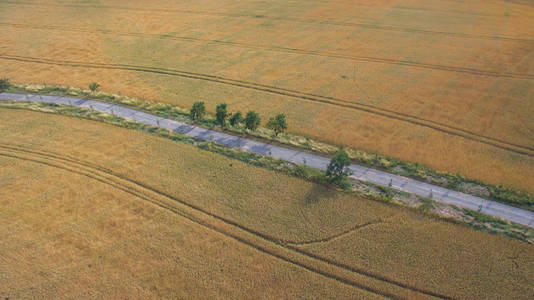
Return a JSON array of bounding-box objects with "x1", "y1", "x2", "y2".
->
[
  {"x1": 0, "y1": 0, "x2": 533, "y2": 194},
  {"x1": 1, "y1": 108, "x2": 533, "y2": 299}
]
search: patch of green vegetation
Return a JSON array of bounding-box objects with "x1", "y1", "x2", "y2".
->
[
  {"x1": 326, "y1": 149, "x2": 352, "y2": 189},
  {"x1": 350, "y1": 151, "x2": 534, "y2": 211},
  {"x1": 352, "y1": 179, "x2": 533, "y2": 244},
  {"x1": 39, "y1": 85, "x2": 69, "y2": 94},
  {"x1": 489, "y1": 185, "x2": 534, "y2": 207},
  {"x1": 418, "y1": 197, "x2": 435, "y2": 213},
  {"x1": 0, "y1": 78, "x2": 11, "y2": 93},
  {"x1": 464, "y1": 209, "x2": 508, "y2": 226},
  {"x1": 462, "y1": 208, "x2": 534, "y2": 242}
]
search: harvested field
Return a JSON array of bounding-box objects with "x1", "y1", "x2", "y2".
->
[
  {"x1": 0, "y1": 0, "x2": 533, "y2": 194},
  {"x1": 1, "y1": 109, "x2": 533, "y2": 299},
  {"x1": 0, "y1": 157, "x2": 376, "y2": 299}
]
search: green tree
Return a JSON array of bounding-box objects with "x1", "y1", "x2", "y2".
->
[
  {"x1": 0, "y1": 78, "x2": 10, "y2": 93},
  {"x1": 229, "y1": 111, "x2": 243, "y2": 126},
  {"x1": 266, "y1": 113, "x2": 287, "y2": 136},
  {"x1": 88, "y1": 82, "x2": 100, "y2": 94},
  {"x1": 215, "y1": 103, "x2": 228, "y2": 128},
  {"x1": 326, "y1": 149, "x2": 353, "y2": 188},
  {"x1": 244, "y1": 111, "x2": 261, "y2": 131},
  {"x1": 190, "y1": 101, "x2": 206, "y2": 123}
]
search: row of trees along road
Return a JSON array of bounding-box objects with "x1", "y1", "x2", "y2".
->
[
  {"x1": 191, "y1": 101, "x2": 352, "y2": 188},
  {"x1": 0, "y1": 79, "x2": 364, "y2": 189},
  {"x1": 191, "y1": 101, "x2": 287, "y2": 135}
]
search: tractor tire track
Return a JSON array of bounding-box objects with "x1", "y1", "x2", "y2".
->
[
  {"x1": 2, "y1": 53, "x2": 533, "y2": 157},
  {"x1": 284, "y1": 217, "x2": 390, "y2": 246},
  {"x1": 0, "y1": 143, "x2": 454, "y2": 300},
  {"x1": 4, "y1": 141, "x2": 391, "y2": 246},
  {"x1": 0, "y1": 147, "x2": 397, "y2": 299},
  {"x1": 1, "y1": 23, "x2": 533, "y2": 80},
  {"x1": 2, "y1": 1, "x2": 533, "y2": 43},
  {"x1": 3, "y1": 22, "x2": 533, "y2": 75},
  {"x1": 0, "y1": 143, "x2": 390, "y2": 249}
]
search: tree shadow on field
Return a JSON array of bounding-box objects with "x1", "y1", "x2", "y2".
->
[{"x1": 304, "y1": 184, "x2": 338, "y2": 204}]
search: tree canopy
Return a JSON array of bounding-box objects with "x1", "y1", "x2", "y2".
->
[
  {"x1": 266, "y1": 114, "x2": 287, "y2": 136},
  {"x1": 215, "y1": 103, "x2": 228, "y2": 128},
  {"x1": 229, "y1": 111, "x2": 243, "y2": 126},
  {"x1": 244, "y1": 111, "x2": 261, "y2": 131},
  {"x1": 0, "y1": 78, "x2": 10, "y2": 93},
  {"x1": 190, "y1": 101, "x2": 206, "y2": 123},
  {"x1": 326, "y1": 149, "x2": 352, "y2": 188}
]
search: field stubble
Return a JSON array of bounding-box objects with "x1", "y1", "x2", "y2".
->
[
  {"x1": 0, "y1": 109, "x2": 533, "y2": 299},
  {"x1": 0, "y1": 0, "x2": 533, "y2": 194},
  {"x1": 1, "y1": 0, "x2": 534, "y2": 194}
]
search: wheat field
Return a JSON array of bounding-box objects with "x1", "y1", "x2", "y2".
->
[
  {"x1": 0, "y1": 0, "x2": 533, "y2": 194},
  {"x1": 1, "y1": 108, "x2": 533, "y2": 299}
]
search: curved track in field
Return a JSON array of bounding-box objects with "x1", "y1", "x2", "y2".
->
[
  {"x1": 2, "y1": 22, "x2": 533, "y2": 77},
  {"x1": 3, "y1": 94, "x2": 533, "y2": 228},
  {"x1": 2, "y1": 1, "x2": 533, "y2": 43},
  {"x1": 0, "y1": 143, "x2": 453, "y2": 299},
  {"x1": 283, "y1": 217, "x2": 390, "y2": 246},
  {"x1": 1, "y1": 54, "x2": 533, "y2": 157}
]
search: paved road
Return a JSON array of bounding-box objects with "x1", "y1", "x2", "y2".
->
[{"x1": 2, "y1": 92, "x2": 534, "y2": 228}]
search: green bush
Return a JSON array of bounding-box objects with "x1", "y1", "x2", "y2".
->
[
  {"x1": 326, "y1": 149, "x2": 352, "y2": 189},
  {"x1": 490, "y1": 185, "x2": 534, "y2": 206},
  {"x1": 465, "y1": 209, "x2": 508, "y2": 225},
  {"x1": 266, "y1": 113, "x2": 288, "y2": 136},
  {"x1": 0, "y1": 78, "x2": 10, "y2": 93},
  {"x1": 88, "y1": 82, "x2": 100, "y2": 94},
  {"x1": 190, "y1": 101, "x2": 206, "y2": 123},
  {"x1": 215, "y1": 103, "x2": 228, "y2": 128},
  {"x1": 229, "y1": 111, "x2": 243, "y2": 126},
  {"x1": 244, "y1": 111, "x2": 261, "y2": 131}
]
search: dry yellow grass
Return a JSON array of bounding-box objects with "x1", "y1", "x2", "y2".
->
[
  {"x1": 0, "y1": 0, "x2": 533, "y2": 194},
  {"x1": 0, "y1": 108, "x2": 533, "y2": 299},
  {"x1": 299, "y1": 212, "x2": 534, "y2": 299},
  {"x1": 0, "y1": 158, "x2": 376, "y2": 299},
  {"x1": 0, "y1": 110, "x2": 379, "y2": 299}
]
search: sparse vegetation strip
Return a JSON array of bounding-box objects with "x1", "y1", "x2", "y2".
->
[
  {"x1": 0, "y1": 100, "x2": 532, "y2": 244},
  {"x1": 3, "y1": 82, "x2": 533, "y2": 211}
]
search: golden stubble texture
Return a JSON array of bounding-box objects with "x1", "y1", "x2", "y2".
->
[
  {"x1": 1, "y1": 0, "x2": 533, "y2": 193},
  {"x1": 0, "y1": 109, "x2": 533, "y2": 299}
]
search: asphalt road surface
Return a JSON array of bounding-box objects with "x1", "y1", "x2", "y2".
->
[{"x1": 2, "y1": 92, "x2": 533, "y2": 228}]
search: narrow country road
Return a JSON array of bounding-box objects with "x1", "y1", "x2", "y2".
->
[{"x1": 2, "y1": 92, "x2": 533, "y2": 228}]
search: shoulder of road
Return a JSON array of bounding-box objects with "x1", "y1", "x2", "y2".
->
[{"x1": 2, "y1": 92, "x2": 533, "y2": 228}]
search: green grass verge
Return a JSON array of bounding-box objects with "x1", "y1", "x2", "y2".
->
[
  {"x1": 1, "y1": 100, "x2": 532, "y2": 244},
  {"x1": 4, "y1": 83, "x2": 534, "y2": 211}
]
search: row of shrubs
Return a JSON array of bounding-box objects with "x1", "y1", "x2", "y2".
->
[{"x1": 0, "y1": 78, "x2": 10, "y2": 92}]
